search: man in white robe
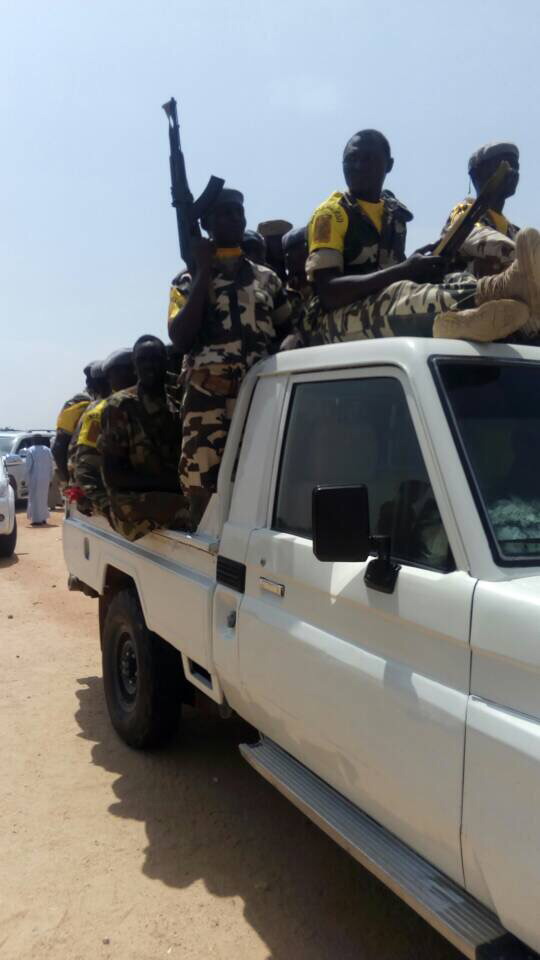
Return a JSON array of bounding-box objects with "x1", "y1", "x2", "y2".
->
[{"x1": 26, "y1": 445, "x2": 54, "y2": 525}]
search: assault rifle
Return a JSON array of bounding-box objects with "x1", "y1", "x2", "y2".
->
[
  {"x1": 162, "y1": 97, "x2": 224, "y2": 273},
  {"x1": 435, "y1": 160, "x2": 512, "y2": 261}
]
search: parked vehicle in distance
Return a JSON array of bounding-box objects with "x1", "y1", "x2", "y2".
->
[
  {"x1": 63, "y1": 338, "x2": 540, "y2": 960},
  {"x1": 0, "y1": 457, "x2": 17, "y2": 557},
  {"x1": 0, "y1": 431, "x2": 54, "y2": 500}
]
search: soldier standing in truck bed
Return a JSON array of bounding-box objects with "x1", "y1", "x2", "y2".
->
[
  {"x1": 73, "y1": 349, "x2": 136, "y2": 518},
  {"x1": 440, "y1": 141, "x2": 521, "y2": 278},
  {"x1": 100, "y1": 336, "x2": 189, "y2": 542},
  {"x1": 52, "y1": 362, "x2": 95, "y2": 483},
  {"x1": 305, "y1": 128, "x2": 539, "y2": 346},
  {"x1": 168, "y1": 188, "x2": 291, "y2": 528}
]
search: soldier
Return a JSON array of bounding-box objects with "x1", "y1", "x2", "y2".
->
[
  {"x1": 306, "y1": 128, "x2": 537, "y2": 345},
  {"x1": 169, "y1": 188, "x2": 291, "y2": 527},
  {"x1": 73, "y1": 349, "x2": 136, "y2": 517},
  {"x1": 242, "y1": 229, "x2": 267, "y2": 265},
  {"x1": 257, "y1": 219, "x2": 293, "y2": 282},
  {"x1": 100, "y1": 335, "x2": 189, "y2": 542},
  {"x1": 66, "y1": 361, "x2": 110, "y2": 485},
  {"x1": 441, "y1": 141, "x2": 520, "y2": 277},
  {"x1": 52, "y1": 361, "x2": 103, "y2": 483},
  {"x1": 280, "y1": 226, "x2": 313, "y2": 348}
]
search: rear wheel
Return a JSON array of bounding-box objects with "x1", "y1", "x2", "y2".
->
[
  {"x1": 101, "y1": 588, "x2": 182, "y2": 748},
  {"x1": 0, "y1": 517, "x2": 17, "y2": 558}
]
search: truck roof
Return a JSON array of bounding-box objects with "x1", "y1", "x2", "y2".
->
[{"x1": 255, "y1": 337, "x2": 540, "y2": 379}]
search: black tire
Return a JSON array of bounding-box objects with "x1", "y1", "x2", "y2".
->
[
  {"x1": 8, "y1": 476, "x2": 17, "y2": 498},
  {"x1": 0, "y1": 517, "x2": 17, "y2": 558},
  {"x1": 101, "y1": 588, "x2": 182, "y2": 748}
]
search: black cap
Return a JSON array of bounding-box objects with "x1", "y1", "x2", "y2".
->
[
  {"x1": 282, "y1": 226, "x2": 307, "y2": 252},
  {"x1": 468, "y1": 141, "x2": 519, "y2": 173},
  {"x1": 103, "y1": 349, "x2": 133, "y2": 374},
  {"x1": 89, "y1": 361, "x2": 105, "y2": 380},
  {"x1": 243, "y1": 229, "x2": 264, "y2": 244}
]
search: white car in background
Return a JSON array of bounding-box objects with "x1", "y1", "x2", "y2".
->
[
  {"x1": 0, "y1": 431, "x2": 54, "y2": 500},
  {"x1": 0, "y1": 457, "x2": 16, "y2": 557}
]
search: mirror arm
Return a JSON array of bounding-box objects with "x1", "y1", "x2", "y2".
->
[{"x1": 364, "y1": 535, "x2": 401, "y2": 594}]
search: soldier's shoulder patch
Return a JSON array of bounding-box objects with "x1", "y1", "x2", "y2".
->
[{"x1": 313, "y1": 213, "x2": 333, "y2": 244}]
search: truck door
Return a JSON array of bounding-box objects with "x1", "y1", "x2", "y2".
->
[{"x1": 237, "y1": 368, "x2": 474, "y2": 885}]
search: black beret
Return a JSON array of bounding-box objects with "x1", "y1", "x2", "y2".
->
[
  {"x1": 89, "y1": 361, "x2": 105, "y2": 380},
  {"x1": 282, "y1": 226, "x2": 307, "y2": 252},
  {"x1": 132, "y1": 335, "x2": 166, "y2": 358},
  {"x1": 243, "y1": 229, "x2": 264, "y2": 244},
  {"x1": 103, "y1": 349, "x2": 133, "y2": 374},
  {"x1": 468, "y1": 141, "x2": 519, "y2": 173}
]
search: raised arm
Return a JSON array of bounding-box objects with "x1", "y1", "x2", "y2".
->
[{"x1": 168, "y1": 239, "x2": 214, "y2": 353}]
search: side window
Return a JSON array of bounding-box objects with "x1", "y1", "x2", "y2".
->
[{"x1": 273, "y1": 377, "x2": 453, "y2": 572}]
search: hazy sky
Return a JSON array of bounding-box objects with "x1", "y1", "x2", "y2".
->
[{"x1": 2, "y1": 0, "x2": 539, "y2": 427}]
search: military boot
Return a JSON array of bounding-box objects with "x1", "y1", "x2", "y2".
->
[
  {"x1": 433, "y1": 299, "x2": 529, "y2": 342},
  {"x1": 476, "y1": 228, "x2": 540, "y2": 333}
]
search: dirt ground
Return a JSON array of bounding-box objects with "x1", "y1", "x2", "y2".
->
[{"x1": 0, "y1": 509, "x2": 461, "y2": 960}]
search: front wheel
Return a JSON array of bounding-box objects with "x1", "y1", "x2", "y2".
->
[
  {"x1": 0, "y1": 517, "x2": 17, "y2": 558},
  {"x1": 101, "y1": 588, "x2": 182, "y2": 748}
]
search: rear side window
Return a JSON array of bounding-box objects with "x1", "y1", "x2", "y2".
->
[{"x1": 273, "y1": 377, "x2": 453, "y2": 571}]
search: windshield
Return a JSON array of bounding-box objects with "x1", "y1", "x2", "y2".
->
[
  {"x1": 435, "y1": 358, "x2": 540, "y2": 563},
  {"x1": 0, "y1": 436, "x2": 15, "y2": 454}
]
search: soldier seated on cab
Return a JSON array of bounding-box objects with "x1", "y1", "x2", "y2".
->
[
  {"x1": 100, "y1": 336, "x2": 190, "y2": 542},
  {"x1": 306, "y1": 127, "x2": 538, "y2": 346},
  {"x1": 168, "y1": 188, "x2": 291, "y2": 529},
  {"x1": 440, "y1": 141, "x2": 520, "y2": 278},
  {"x1": 73, "y1": 349, "x2": 136, "y2": 518}
]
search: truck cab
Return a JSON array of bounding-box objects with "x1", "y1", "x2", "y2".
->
[{"x1": 63, "y1": 338, "x2": 540, "y2": 959}]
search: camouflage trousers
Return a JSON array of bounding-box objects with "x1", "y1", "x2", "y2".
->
[
  {"x1": 74, "y1": 446, "x2": 109, "y2": 518},
  {"x1": 108, "y1": 490, "x2": 191, "y2": 543},
  {"x1": 460, "y1": 224, "x2": 515, "y2": 277},
  {"x1": 180, "y1": 365, "x2": 243, "y2": 526},
  {"x1": 307, "y1": 275, "x2": 478, "y2": 344}
]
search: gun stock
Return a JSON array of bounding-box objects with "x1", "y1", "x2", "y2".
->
[{"x1": 435, "y1": 160, "x2": 512, "y2": 261}]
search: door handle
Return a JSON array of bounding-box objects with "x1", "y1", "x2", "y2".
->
[{"x1": 259, "y1": 577, "x2": 285, "y2": 597}]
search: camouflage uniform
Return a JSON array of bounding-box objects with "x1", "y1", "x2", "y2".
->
[
  {"x1": 306, "y1": 189, "x2": 478, "y2": 343},
  {"x1": 99, "y1": 386, "x2": 189, "y2": 541},
  {"x1": 284, "y1": 284, "x2": 315, "y2": 347},
  {"x1": 440, "y1": 200, "x2": 519, "y2": 277},
  {"x1": 73, "y1": 398, "x2": 110, "y2": 517},
  {"x1": 314, "y1": 275, "x2": 478, "y2": 343},
  {"x1": 174, "y1": 256, "x2": 290, "y2": 508}
]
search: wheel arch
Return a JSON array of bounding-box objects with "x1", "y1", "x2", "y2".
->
[{"x1": 98, "y1": 565, "x2": 140, "y2": 643}]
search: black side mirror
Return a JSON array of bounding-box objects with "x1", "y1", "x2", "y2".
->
[
  {"x1": 312, "y1": 485, "x2": 371, "y2": 562},
  {"x1": 312, "y1": 484, "x2": 401, "y2": 594}
]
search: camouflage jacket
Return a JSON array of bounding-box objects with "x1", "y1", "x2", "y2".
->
[
  {"x1": 440, "y1": 198, "x2": 519, "y2": 275},
  {"x1": 307, "y1": 190, "x2": 413, "y2": 279},
  {"x1": 99, "y1": 386, "x2": 181, "y2": 483},
  {"x1": 442, "y1": 199, "x2": 519, "y2": 243},
  {"x1": 286, "y1": 284, "x2": 316, "y2": 346},
  {"x1": 171, "y1": 256, "x2": 291, "y2": 376}
]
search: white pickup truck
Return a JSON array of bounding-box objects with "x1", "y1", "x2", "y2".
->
[{"x1": 63, "y1": 338, "x2": 540, "y2": 960}]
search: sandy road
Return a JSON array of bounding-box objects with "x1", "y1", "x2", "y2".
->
[{"x1": 0, "y1": 509, "x2": 461, "y2": 960}]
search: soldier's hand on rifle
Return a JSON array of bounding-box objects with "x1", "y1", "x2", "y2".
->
[
  {"x1": 400, "y1": 252, "x2": 446, "y2": 284},
  {"x1": 193, "y1": 237, "x2": 215, "y2": 274}
]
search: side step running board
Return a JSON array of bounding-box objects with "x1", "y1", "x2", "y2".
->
[{"x1": 240, "y1": 738, "x2": 535, "y2": 960}]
